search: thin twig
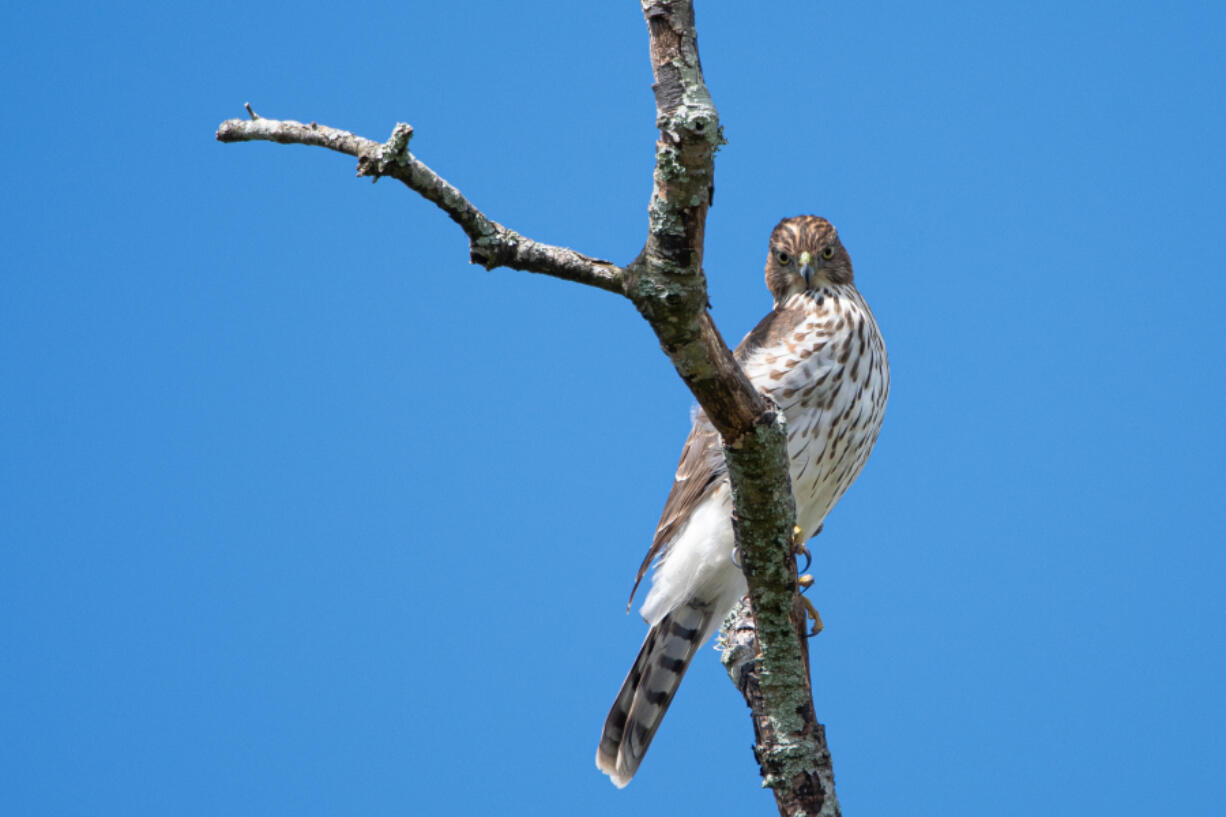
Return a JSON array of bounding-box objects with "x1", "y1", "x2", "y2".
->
[{"x1": 216, "y1": 116, "x2": 624, "y2": 293}]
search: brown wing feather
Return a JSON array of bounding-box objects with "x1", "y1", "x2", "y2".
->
[
  {"x1": 625, "y1": 418, "x2": 723, "y2": 610},
  {"x1": 625, "y1": 304, "x2": 804, "y2": 610}
]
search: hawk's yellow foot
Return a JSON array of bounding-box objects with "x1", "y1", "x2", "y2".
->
[
  {"x1": 790, "y1": 525, "x2": 812, "y2": 572},
  {"x1": 797, "y1": 574, "x2": 824, "y2": 636}
]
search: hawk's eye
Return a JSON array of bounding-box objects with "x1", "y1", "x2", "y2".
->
[
  {"x1": 821, "y1": 246, "x2": 835, "y2": 260},
  {"x1": 776, "y1": 251, "x2": 791, "y2": 265}
]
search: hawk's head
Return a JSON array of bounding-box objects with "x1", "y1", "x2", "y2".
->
[{"x1": 764, "y1": 215, "x2": 853, "y2": 303}]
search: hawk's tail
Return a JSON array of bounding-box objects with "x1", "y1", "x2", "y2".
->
[{"x1": 595, "y1": 601, "x2": 714, "y2": 788}]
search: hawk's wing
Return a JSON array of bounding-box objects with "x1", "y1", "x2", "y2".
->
[
  {"x1": 626, "y1": 415, "x2": 723, "y2": 610},
  {"x1": 625, "y1": 305, "x2": 802, "y2": 609}
]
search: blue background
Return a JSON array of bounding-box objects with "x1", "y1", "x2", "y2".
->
[{"x1": 3, "y1": 2, "x2": 1224, "y2": 815}]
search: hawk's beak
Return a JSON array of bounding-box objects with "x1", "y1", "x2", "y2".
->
[{"x1": 798, "y1": 251, "x2": 814, "y2": 288}]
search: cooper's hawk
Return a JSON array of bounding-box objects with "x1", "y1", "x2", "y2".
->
[{"x1": 595, "y1": 215, "x2": 890, "y2": 788}]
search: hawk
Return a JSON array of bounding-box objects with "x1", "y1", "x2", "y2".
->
[{"x1": 595, "y1": 215, "x2": 890, "y2": 788}]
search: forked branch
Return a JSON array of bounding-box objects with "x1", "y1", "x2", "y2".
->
[{"x1": 216, "y1": 3, "x2": 838, "y2": 814}]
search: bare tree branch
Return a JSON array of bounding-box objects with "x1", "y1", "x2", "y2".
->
[
  {"x1": 217, "y1": 110, "x2": 623, "y2": 294},
  {"x1": 628, "y1": 2, "x2": 771, "y2": 444},
  {"x1": 215, "y1": 3, "x2": 839, "y2": 814},
  {"x1": 722, "y1": 599, "x2": 841, "y2": 816}
]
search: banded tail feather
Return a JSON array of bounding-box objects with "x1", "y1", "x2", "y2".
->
[{"x1": 595, "y1": 601, "x2": 714, "y2": 788}]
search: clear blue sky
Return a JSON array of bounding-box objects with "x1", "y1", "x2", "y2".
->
[{"x1": 3, "y1": 2, "x2": 1224, "y2": 815}]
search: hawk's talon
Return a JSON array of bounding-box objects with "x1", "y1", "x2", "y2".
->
[
  {"x1": 796, "y1": 574, "x2": 823, "y2": 635},
  {"x1": 798, "y1": 592, "x2": 824, "y2": 636},
  {"x1": 790, "y1": 525, "x2": 812, "y2": 573}
]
